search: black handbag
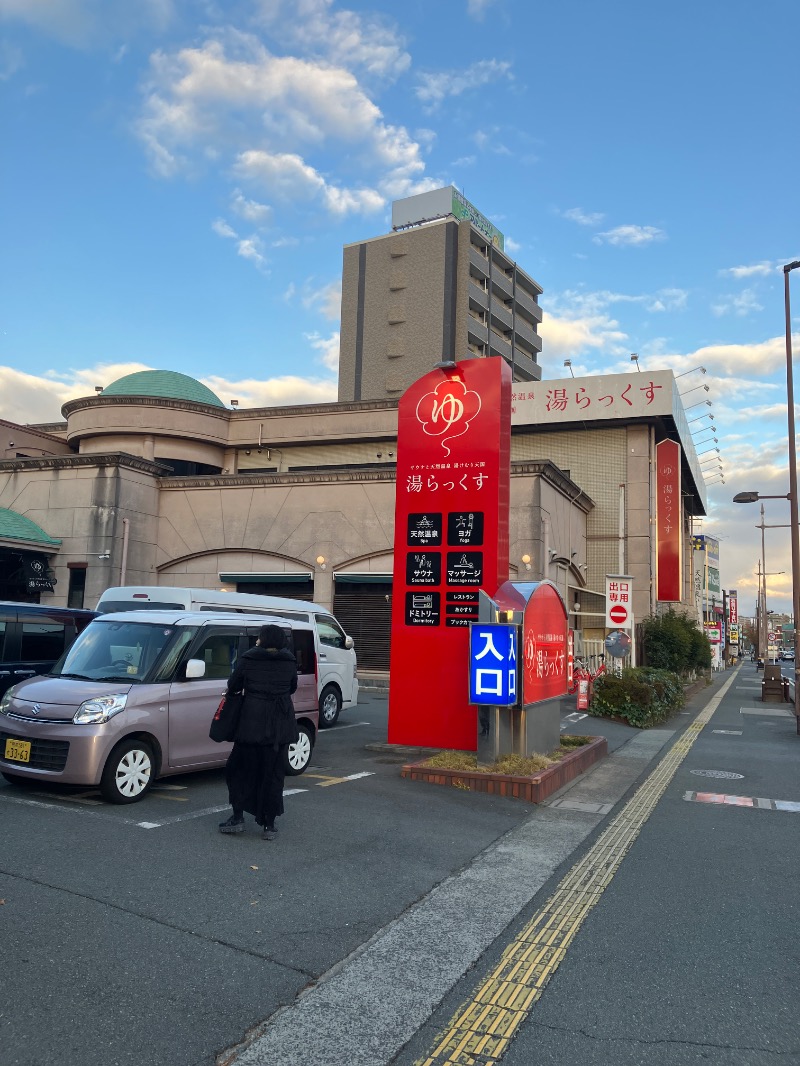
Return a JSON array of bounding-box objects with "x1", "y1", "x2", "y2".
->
[{"x1": 209, "y1": 692, "x2": 244, "y2": 743}]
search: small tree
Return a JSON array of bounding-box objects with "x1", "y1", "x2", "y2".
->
[{"x1": 641, "y1": 608, "x2": 711, "y2": 674}]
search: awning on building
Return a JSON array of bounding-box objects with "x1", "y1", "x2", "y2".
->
[
  {"x1": 0, "y1": 507, "x2": 61, "y2": 553},
  {"x1": 218, "y1": 571, "x2": 312, "y2": 583},
  {"x1": 334, "y1": 572, "x2": 393, "y2": 584}
]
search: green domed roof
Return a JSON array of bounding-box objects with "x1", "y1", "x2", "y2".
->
[{"x1": 102, "y1": 370, "x2": 225, "y2": 408}]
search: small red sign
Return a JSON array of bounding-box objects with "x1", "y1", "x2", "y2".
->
[
  {"x1": 609, "y1": 604, "x2": 629, "y2": 625},
  {"x1": 522, "y1": 582, "x2": 569, "y2": 705}
]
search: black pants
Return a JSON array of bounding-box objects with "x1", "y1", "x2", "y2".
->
[{"x1": 226, "y1": 742, "x2": 287, "y2": 826}]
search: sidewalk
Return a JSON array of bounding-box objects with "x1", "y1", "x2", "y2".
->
[{"x1": 221, "y1": 669, "x2": 744, "y2": 1066}]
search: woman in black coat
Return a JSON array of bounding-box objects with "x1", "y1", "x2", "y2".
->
[{"x1": 218, "y1": 624, "x2": 299, "y2": 840}]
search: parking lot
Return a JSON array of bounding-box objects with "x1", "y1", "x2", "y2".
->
[{"x1": 1, "y1": 691, "x2": 544, "y2": 1066}]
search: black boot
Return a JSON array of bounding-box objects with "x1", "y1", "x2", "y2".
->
[
  {"x1": 219, "y1": 812, "x2": 245, "y2": 834},
  {"x1": 262, "y1": 823, "x2": 278, "y2": 841}
]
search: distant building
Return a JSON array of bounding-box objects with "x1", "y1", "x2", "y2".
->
[{"x1": 338, "y1": 187, "x2": 543, "y2": 403}]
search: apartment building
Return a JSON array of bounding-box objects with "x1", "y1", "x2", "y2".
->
[{"x1": 338, "y1": 187, "x2": 543, "y2": 403}]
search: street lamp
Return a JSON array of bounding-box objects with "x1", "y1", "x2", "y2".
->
[
  {"x1": 676, "y1": 366, "x2": 707, "y2": 378},
  {"x1": 685, "y1": 399, "x2": 714, "y2": 412},
  {"x1": 564, "y1": 359, "x2": 575, "y2": 378},
  {"x1": 689, "y1": 411, "x2": 715, "y2": 425},
  {"x1": 784, "y1": 259, "x2": 800, "y2": 709}
]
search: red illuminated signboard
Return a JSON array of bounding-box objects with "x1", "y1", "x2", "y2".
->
[
  {"x1": 387, "y1": 359, "x2": 511, "y2": 750},
  {"x1": 522, "y1": 583, "x2": 569, "y2": 704},
  {"x1": 656, "y1": 439, "x2": 681, "y2": 602}
]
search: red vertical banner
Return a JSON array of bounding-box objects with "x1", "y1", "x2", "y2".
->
[
  {"x1": 656, "y1": 439, "x2": 682, "y2": 602},
  {"x1": 387, "y1": 358, "x2": 511, "y2": 750}
]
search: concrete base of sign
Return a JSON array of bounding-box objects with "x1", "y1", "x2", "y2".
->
[
  {"x1": 401, "y1": 736, "x2": 608, "y2": 804},
  {"x1": 518, "y1": 699, "x2": 561, "y2": 760},
  {"x1": 476, "y1": 706, "x2": 515, "y2": 766}
]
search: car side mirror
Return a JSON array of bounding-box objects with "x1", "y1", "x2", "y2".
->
[
  {"x1": 344, "y1": 635, "x2": 354, "y2": 650},
  {"x1": 185, "y1": 658, "x2": 206, "y2": 680}
]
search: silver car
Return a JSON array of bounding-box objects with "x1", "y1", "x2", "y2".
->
[{"x1": 0, "y1": 611, "x2": 319, "y2": 803}]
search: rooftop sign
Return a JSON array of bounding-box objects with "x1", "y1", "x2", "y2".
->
[
  {"x1": 391, "y1": 186, "x2": 505, "y2": 251},
  {"x1": 509, "y1": 370, "x2": 707, "y2": 512}
]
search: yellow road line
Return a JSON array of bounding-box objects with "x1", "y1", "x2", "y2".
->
[{"x1": 416, "y1": 674, "x2": 738, "y2": 1066}]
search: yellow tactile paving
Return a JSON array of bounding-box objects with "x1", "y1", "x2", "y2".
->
[{"x1": 416, "y1": 677, "x2": 734, "y2": 1066}]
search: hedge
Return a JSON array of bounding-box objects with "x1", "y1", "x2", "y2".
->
[
  {"x1": 590, "y1": 667, "x2": 685, "y2": 728},
  {"x1": 641, "y1": 608, "x2": 712, "y2": 673}
]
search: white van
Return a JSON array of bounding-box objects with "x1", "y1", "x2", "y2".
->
[{"x1": 95, "y1": 587, "x2": 358, "y2": 728}]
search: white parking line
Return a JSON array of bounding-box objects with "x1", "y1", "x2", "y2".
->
[
  {"x1": 319, "y1": 721, "x2": 372, "y2": 733},
  {"x1": 135, "y1": 789, "x2": 309, "y2": 829},
  {"x1": 0, "y1": 787, "x2": 310, "y2": 828}
]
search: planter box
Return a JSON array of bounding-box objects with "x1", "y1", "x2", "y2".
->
[{"x1": 400, "y1": 735, "x2": 608, "y2": 803}]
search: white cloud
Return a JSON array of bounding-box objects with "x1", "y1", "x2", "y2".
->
[
  {"x1": 230, "y1": 190, "x2": 272, "y2": 226},
  {"x1": 505, "y1": 237, "x2": 521, "y2": 253},
  {"x1": 539, "y1": 311, "x2": 628, "y2": 359},
  {"x1": 562, "y1": 207, "x2": 604, "y2": 227},
  {"x1": 416, "y1": 59, "x2": 513, "y2": 110},
  {"x1": 548, "y1": 287, "x2": 688, "y2": 317},
  {"x1": 467, "y1": 0, "x2": 497, "y2": 19},
  {"x1": 721, "y1": 261, "x2": 777, "y2": 279},
  {"x1": 233, "y1": 150, "x2": 384, "y2": 216},
  {"x1": 712, "y1": 288, "x2": 764, "y2": 317},
  {"x1": 451, "y1": 154, "x2": 476, "y2": 168},
  {"x1": 0, "y1": 38, "x2": 23, "y2": 79},
  {"x1": 305, "y1": 330, "x2": 340, "y2": 371},
  {"x1": 0, "y1": 361, "x2": 151, "y2": 423},
  {"x1": 593, "y1": 224, "x2": 666, "y2": 247},
  {"x1": 212, "y1": 218, "x2": 237, "y2": 239},
  {"x1": 235, "y1": 235, "x2": 267, "y2": 269},
  {"x1": 201, "y1": 372, "x2": 337, "y2": 407},
  {"x1": 136, "y1": 31, "x2": 428, "y2": 208},
  {"x1": 0, "y1": 0, "x2": 174, "y2": 46},
  {"x1": 0, "y1": 361, "x2": 338, "y2": 424},
  {"x1": 660, "y1": 336, "x2": 791, "y2": 378},
  {"x1": 301, "y1": 278, "x2": 341, "y2": 321},
  {"x1": 253, "y1": 0, "x2": 410, "y2": 80}
]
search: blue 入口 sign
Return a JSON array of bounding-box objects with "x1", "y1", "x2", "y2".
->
[{"x1": 468, "y1": 624, "x2": 518, "y2": 706}]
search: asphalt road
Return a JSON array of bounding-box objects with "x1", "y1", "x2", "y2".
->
[
  {"x1": 0, "y1": 692, "x2": 566, "y2": 1066},
  {"x1": 5, "y1": 672, "x2": 796, "y2": 1066}
]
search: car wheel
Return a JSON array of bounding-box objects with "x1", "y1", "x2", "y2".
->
[
  {"x1": 284, "y1": 724, "x2": 313, "y2": 776},
  {"x1": 318, "y1": 684, "x2": 342, "y2": 728},
  {"x1": 100, "y1": 739, "x2": 154, "y2": 804}
]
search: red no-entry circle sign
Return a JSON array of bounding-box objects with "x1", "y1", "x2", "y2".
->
[{"x1": 609, "y1": 604, "x2": 629, "y2": 625}]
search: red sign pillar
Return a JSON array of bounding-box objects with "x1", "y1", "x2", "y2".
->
[
  {"x1": 656, "y1": 439, "x2": 682, "y2": 602},
  {"x1": 387, "y1": 358, "x2": 511, "y2": 750}
]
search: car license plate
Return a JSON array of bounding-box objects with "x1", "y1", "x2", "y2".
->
[{"x1": 4, "y1": 738, "x2": 31, "y2": 763}]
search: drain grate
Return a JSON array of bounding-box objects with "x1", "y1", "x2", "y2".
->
[{"x1": 690, "y1": 769, "x2": 744, "y2": 780}]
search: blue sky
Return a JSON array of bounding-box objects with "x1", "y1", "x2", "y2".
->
[{"x1": 1, "y1": 0, "x2": 799, "y2": 614}]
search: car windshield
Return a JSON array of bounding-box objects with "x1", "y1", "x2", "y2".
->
[{"x1": 52, "y1": 620, "x2": 185, "y2": 683}]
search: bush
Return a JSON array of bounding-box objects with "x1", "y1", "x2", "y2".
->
[
  {"x1": 591, "y1": 666, "x2": 685, "y2": 728},
  {"x1": 641, "y1": 608, "x2": 712, "y2": 674}
]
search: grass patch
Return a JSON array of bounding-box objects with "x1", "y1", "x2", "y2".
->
[{"x1": 420, "y1": 736, "x2": 592, "y2": 776}]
